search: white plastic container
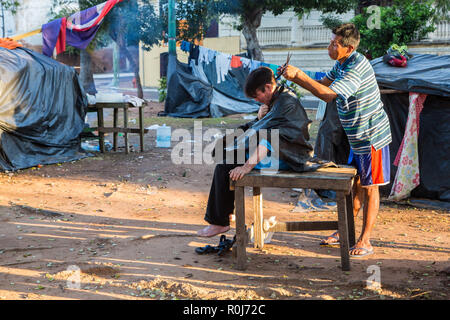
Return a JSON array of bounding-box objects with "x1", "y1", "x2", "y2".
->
[{"x1": 156, "y1": 124, "x2": 171, "y2": 148}]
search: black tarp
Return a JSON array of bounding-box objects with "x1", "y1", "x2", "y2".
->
[
  {"x1": 0, "y1": 47, "x2": 88, "y2": 171},
  {"x1": 314, "y1": 53, "x2": 450, "y2": 201},
  {"x1": 371, "y1": 54, "x2": 450, "y2": 97},
  {"x1": 165, "y1": 59, "x2": 260, "y2": 118}
]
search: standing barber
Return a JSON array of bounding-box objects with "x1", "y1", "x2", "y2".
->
[{"x1": 281, "y1": 23, "x2": 392, "y2": 257}]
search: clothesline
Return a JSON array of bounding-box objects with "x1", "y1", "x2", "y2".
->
[{"x1": 180, "y1": 40, "x2": 326, "y2": 84}]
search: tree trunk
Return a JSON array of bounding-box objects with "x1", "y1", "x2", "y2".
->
[
  {"x1": 122, "y1": 46, "x2": 144, "y2": 99},
  {"x1": 79, "y1": 49, "x2": 97, "y2": 95},
  {"x1": 242, "y1": 9, "x2": 264, "y2": 61},
  {"x1": 114, "y1": 9, "x2": 144, "y2": 99}
]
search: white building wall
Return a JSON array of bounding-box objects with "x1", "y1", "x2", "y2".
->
[{"x1": 13, "y1": 0, "x2": 53, "y2": 45}]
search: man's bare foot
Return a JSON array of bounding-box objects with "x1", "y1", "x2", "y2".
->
[
  {"x1": 197, "y1": 225, "x2": 230, "y2": 237},
  {"x1": 349, "y1": 240, "x2": 374, "y2": 257},
  {"x1": 320, "y1": 231, "x2": 340, "y2": 245}
]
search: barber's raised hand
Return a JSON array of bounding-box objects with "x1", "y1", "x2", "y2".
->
[
  {"x1": 279, "y1": 65, "x2": 306, "y2": 82},
  {"x1": 229, "y1": 165, "x2": 253, "y2": 181},
  {"x1": 257, "y1": 104, "x2": 269, "y2": 120}
]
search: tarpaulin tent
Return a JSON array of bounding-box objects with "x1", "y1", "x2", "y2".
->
[
  {"x1": 314, "y1": 53, "x2": 450, "y2": 202},
  {"x1": 0, "y1": 47, "x2": 89, "y2": 171},
  {"x1": 164, "y1": 58, "x2": 260, "y2": 118}
]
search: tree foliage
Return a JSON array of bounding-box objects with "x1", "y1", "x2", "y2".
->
[
  {"x1": 0, "y1": 0, "x2": 19, "y2": 13},
  {"x1": 352, "y1": 0, "x2": 437, "y2": 58},
  {"x1": 162, "y1": 0, "x2": 358, "y2": 61}
]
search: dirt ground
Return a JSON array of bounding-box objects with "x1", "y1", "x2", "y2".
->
[{"x1": 0, "y1": 102, "x2": 448, "y2": 301}]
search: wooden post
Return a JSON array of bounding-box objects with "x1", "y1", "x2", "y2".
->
[
  {"x1": 235, "y1": 186, "x2": 247, "y2": 270},
  {"x1": 123, "y1": 106, "x2": 129, "y2": 154},
  {"x1": 253, "y1": 187, "x2": 264, "y2": 249},
  {"x1": 346, "y1": 191, "x2": 356, "y2": 248},
  {"x1": 337, "y1": 191, "x2": 350, "y2": 271},
  {"x1": 139, "y1": 106, "x2": 144, "y2": 152},
  {"x1": 113, "y1": 108, "x2": 119, "y2": 151},
  {"x1": 97, "y1": 107, "x2": 105, "y2": 153}
]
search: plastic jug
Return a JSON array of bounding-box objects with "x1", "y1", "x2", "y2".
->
[{"x1": 156, "y1": 124, "x2": 171, "y2": 148}]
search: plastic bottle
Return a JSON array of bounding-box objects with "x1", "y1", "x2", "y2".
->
[{"x1": 156, "y1": 124, "x2": 171, "y2": 148}]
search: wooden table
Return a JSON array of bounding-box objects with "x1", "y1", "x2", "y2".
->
[
  {"x1": 230, "y1": 166, "x2": 357, "y2": 271},
  {"x1": 87, "y1": 102, "x2": 148, "y2": 154}
]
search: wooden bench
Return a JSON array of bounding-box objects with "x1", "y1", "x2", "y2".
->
[
  {"x1": 230, "y1": 166, "x2": 357, "y2": 271},
  {"x1": 87, "y1": 102, "x2": 148, "y2": 154}
]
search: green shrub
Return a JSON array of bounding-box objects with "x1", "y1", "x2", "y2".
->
[
  {"x1": 158, "y1": 76, "x2": 167, "y2": 102},
  {"x1": 352, "y1": 0, "x2": 436, "y2": 58}
]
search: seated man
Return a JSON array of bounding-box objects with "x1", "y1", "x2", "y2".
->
[{"x1": 198, "y1": 66, "x2": 318, "y2": 237}]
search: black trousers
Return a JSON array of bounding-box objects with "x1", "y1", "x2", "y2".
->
[{"x1": 204, "y1": 163, "x2": 240, "y2": 226}]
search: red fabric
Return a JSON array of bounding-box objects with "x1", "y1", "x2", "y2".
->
[
  {"x1": 230, "y1": 55, "x2": 242, "y2": 68},
  {"x1": 389, "y1": 55, "x2": 407, "y2": 67},
  {"x1": 55, "y1": 17, "x2": 67, "y2": 55},
  {"x1": 73, "y1": 0, "x2": 123, "y2": 32},
  {"x1": 371, "y1": 146, "x2": 384, "y2": 185}
]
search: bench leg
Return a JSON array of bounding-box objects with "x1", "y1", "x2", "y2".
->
[
  {"x1": 97, "y1": 108, "x2": 105, "y2": 153},
  {"x1": 139, "y1": 106, "x2": 144, "y2": 152},
  {"x1": 346, "y1": 192, "x2": 356, "y2": 248},
  {"x1": 253, "y1": 187, "x2": 264, "y2": 249},
  {"x1": 124, "y1": 107, "x2": 129, "y2": 154},
  {"x1": 113, "y1": 108, "x2": 118, "y2": 151},
  {"x1": 337, "y1": 191, "x2": 351, "y2": 271},
  {"x1": 235, "y1": 186, "x2": 247, "y2": 270}
]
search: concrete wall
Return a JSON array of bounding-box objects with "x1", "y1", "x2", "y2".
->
[{"x1": 13, "y1": 0, "x2": 53, "y2": 45}]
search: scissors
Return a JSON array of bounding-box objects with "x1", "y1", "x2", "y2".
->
[{"x1": 275, "y1": 51, "x2": 292, "y2": 80}]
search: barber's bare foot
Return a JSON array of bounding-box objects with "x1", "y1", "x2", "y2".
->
[
  {"x1": 349, "y1": 239, "x2": 373, "y2": 256},
  {"x1": 197, "y1": 225, "x2": 230, "y2": 237}
]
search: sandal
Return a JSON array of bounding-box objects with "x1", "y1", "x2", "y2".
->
[
  {"x1": 320, "y1": 232, "x2": 340, "y2": 246},
  {"x1": 195, "y1": 235, "x2": 236, "y2": 256},
  {"x1": 195, "y1": 245, "x2": 219, "y2": 255},
  {"x1": 217, "y1": 235, "x2": 236, "y2": 256},
  {"x1": 349, "y1": 246, "x2": 374, "y2": 258}
]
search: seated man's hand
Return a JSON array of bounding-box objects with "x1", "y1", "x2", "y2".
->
[
  {"x1": 229, "y1": 164, "x2": 253, "y2": 181},
  {"x1": 258, "y1": 104, "x2": 269, "y2": 119}
]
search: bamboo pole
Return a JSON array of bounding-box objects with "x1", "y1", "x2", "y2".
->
[{"x1": 9, "y1": 28, "x2": 42, "y2": 41}]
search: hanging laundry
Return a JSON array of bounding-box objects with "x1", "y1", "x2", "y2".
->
[
  {"x1": 207, "y1": 49, "x2": 216, "y2": 63},
  {"x1": 315, "y1": 72, "x2": 326, "y2": 80},
  {"x1": 199, "y1": 46, "x2": 213, "y2": 65},
  {"x1": 250, "y1": 59, "x2": 262, "y2": 71},
  {"x1": 389, "y1": 92, "x2": 427, "y2": 201},
  {"x1": 180, "y1": 40, "x2": 190, "y2": 52},
  {"x1": 215, "y1": 52, "x2": 232, "y2": 83},
  {"x1": 240, "y1": 57, "x2": 251, "y2": 70},
  {"x1": 189, "y1": 43, "x2": 200, "y2": 64},
  {"x1": 230, "y1": 55, "x2": 243, "y2": 68},
  {"x1": 268, "y1": 63, "x2": 279, "y2": 76}
]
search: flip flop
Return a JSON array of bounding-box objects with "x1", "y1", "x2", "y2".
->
[
  {"x1": 320, "y1": 232, "x2": 340, "y2": 246},
  {"x1": 349, "y1": 246, "x2": 374, "y2": 258},
  {"x1": 195, "y1": 245, "x2": 219, "y2": 255},
  {"x1": 217, "y1": 235, "x2": 236, "y2": 256}
]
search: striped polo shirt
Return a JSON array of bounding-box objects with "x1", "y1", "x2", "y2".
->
[{"x1": 326, "y1": 51, "x2": 392, "y2": 155}]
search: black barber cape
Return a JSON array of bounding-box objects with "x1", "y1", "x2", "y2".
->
[{"x1": 214, "y1": 87, "x2": 331, "y2": 172}]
